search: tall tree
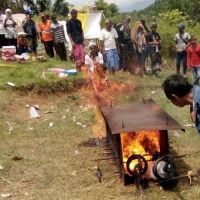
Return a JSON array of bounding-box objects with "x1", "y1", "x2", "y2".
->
[
  {"x1": 52, "y1": 0, "x2": 69, "y2": 17},
  {"x1": 95, "y1": 0, "x2": 118, "y2": 18},
  {"x1": 24, "y1": 0, "x2": 39, "y2": 14},
  {"x1": 137, "y1": 0, "x2": 200, "y2": 21},
  {"x1": 37, "y1": 0, "x2": 51, "y2": 12},
  {"x1": 0, "y1": 0, "x2": 24, "y2": 13}
]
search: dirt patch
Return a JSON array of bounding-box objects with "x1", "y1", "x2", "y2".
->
[{"x1": 3, "y1": 91, "x2": 67, "y2": 120}]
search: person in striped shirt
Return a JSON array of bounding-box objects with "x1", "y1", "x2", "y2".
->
[{"x1": 50, "y1": 15, "x2": 67, "y2": 61}]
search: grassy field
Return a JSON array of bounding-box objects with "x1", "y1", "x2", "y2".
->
[{"x1": 0, "y1": 56, "x2": 200, "y2": 200}]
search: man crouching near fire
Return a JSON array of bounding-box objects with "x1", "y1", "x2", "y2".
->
[{"x1": 162, "y1": 74, "x2": 200, "y2": 135}]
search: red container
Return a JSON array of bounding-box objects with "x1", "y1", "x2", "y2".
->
[{"x1": 2, "y1": 46, "x2": 17, "y2": 61}]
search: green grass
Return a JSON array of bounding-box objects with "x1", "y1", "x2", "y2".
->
[
  {"x1": 0, "y1": 57, "x2": 84, "y2": 93},
  {"x1": 0, "y1": 56, "x2": 200, "y2": 199}
]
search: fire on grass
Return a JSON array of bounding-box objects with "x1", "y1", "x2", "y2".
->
[{"x1": 81, "y1": 66, "x2": 134, "y2": 138}]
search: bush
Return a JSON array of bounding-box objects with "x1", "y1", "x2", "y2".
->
[{"x1": 156, "y1": 9, "x2": 199, "y2": 58}]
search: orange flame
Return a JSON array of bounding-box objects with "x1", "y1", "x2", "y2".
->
[{"x1": 121, "y1": 131, "x2": 160, "y2": 174}]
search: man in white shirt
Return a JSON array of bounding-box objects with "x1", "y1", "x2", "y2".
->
[
  {"x1": 99, "y1": 19, "x2": 120, "y2": 74},
  {"x1": 0, "y1": 8, "x2": 6, "y2": 47},
  {"x1": 174, "y1": 23, "x2": 191, "y2": 77}
]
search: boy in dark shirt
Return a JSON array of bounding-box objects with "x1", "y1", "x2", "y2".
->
[
  {"x1": 22, "y1": 12, "x2": 38, "y2": 55},
  {"x1": 67, "y1": 9, "x2": 84, "y2": 71},
  {"x1": 146, "y1": 22, "x2": 162, "y2": 73}
]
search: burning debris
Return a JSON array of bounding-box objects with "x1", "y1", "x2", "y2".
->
[{"x1": 121, "y1": 131, "x2": 160, "y2": 177}]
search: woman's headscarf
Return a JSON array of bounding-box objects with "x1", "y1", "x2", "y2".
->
[
  {"x1": 5, "y1": 8, "x2": 12, "y2": 14},
  {"x1": 132, "y1": 21, "x2": 147, "y2": 41},
  {"x1": 89, "y1": 40, "x2": 97, "y2": 48}
]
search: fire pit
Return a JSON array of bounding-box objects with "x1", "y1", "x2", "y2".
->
[{"x1": 100, "y1": 99, "x2": 184, "y2": 186}]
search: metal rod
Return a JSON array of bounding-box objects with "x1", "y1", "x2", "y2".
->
[
  {"x1": 166, "y1": 174, "x2": 196, "y2": 181},
  {"x1": 92, "y1": 157, "x2": 118, "y2": 161},
  {"x1": 172, "y1": 154, "x2": 191, "y2": 159},
  {"x1": 166, "y1": 116, "x2": 169, "y2": 125},
  {"x1": 104, "y1": 145, "x2": 111, "y2": 148},
  {"x1": 104, "y1": 148, "x2": 112, "y2": 150},
  {"x1": 109, "y1": 161, "x2": 118, "y2": 164},
  {"x1": 122, "y1": 120, "x2": 125, "y2": 128},
  {"x1": 103, "y1": 152, "x2": 115, "y2": 155}
]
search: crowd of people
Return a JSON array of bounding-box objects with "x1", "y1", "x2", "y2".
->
[
  {"x1": 0, "y1": 7, "x2": 163, "y2": 76},
  {"x1": 0, "y1": 8, "x2": 200, "y2": 83},
  {"x1": 0, "y1": 8, "x2": 67, "y2": 60}
]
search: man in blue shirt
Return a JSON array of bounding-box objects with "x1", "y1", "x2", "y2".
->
[{"x1": 162, "y1": 74, "x2": 200, "y2": 135}]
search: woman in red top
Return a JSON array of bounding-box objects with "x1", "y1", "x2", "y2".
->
[{"x1": 187, "y1": 36, "x2": 200, "y2": 84}]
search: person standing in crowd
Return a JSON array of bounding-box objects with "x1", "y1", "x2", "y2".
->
[
  {"x1": 46, "y1": 13, "x2": 59, "y2": 57},
  {"x1": 38, "y1": 12, "x2": 54, "y2": 58},
  {"x1": 67, "y1": 9, "x2": 84, "y2": 71},
  {"x1": 50, "y1": 15, "x2": 67, "y2": 61},
  {"x1": 0, "y1": 8, "x2": 6, "y2": 47},
  {"x1": 4, "y1": 9, "x2": 17, "y2": 47},
  {"x1": 140, "y1": 20, "x2": 150, "y2": 34},
  {"x1": 85, "y1": 40, "x2": 106, "y2": 92},
  {"x1": 100, "y1": 19, "x2": 120, "y2": 75},
  {"x1": 133, "y1": 21, "x2": 148, "y2": 74},
  {"x1": 146, "y1": 22, "x2": 162, "y2": 74},
  {"x1": 174, "y1": 23, "x2": 191, "y2": 77},
  {"x1": 187, "y1": 36, "x2": 200, "y2": 84},
  {"x1": 46, "y1": 13, "x2": 50, "y2": 21},
  {"x1": 22, "y1": 11, "x2": 38, "y2": 55},
  {"x1": 115, "y1": 15, "x2": 134, "y2": 71},
  {"x1": 140, "y1": 19, "x2": 150, "y2": 65}
]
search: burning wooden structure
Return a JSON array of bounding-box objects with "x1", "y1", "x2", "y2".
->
[{"x1": 100, "y1": 99, "x2": 184, "y2": 186}]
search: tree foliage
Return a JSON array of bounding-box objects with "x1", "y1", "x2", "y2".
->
[
  {"x1": 132, "y1": 0, "x2": 200, "y2": 58},
  {"x1": 36, "y1": 0, "x2": 51, "y2": 12},
  {"x1": 95, "y1": 0, "x2": 118, "y2": 18},
  {"x1": 0, "y1": 0, "x2": 24, "y2": 13},
  {"x1": 52, "y1": 0, "x2": 69, "y2": 17},
  {"x1": 0, "y1": 0, "x2": 70, "y2": 16},
  {"x1": 139, "y1": 0, "x2": 200, "y2": 22},
  {"x1": 158, "y1": 9, "x2": 191, "y2": 25}
]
